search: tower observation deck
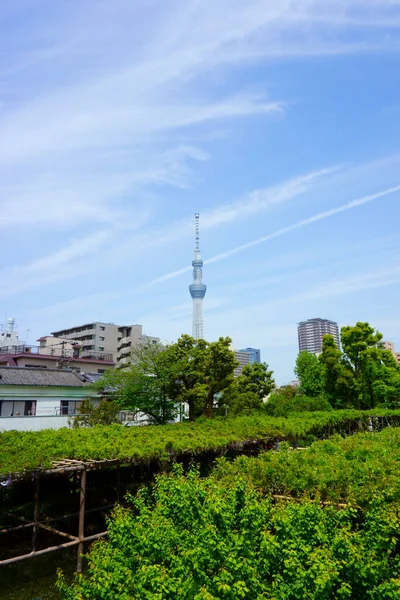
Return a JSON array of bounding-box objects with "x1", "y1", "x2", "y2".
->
[{"x1": 189, "y1": 213, "x2": 207, "y2": 339}]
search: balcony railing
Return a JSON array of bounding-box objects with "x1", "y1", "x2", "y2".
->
[
  {"x1": 81, "y1": 350, "x2": 113, "y2": 361},
  {"x1": 0, "y1": 344, "x2": 41, "y2": 356},
  {"x1": 117, "y1": 345, "x2": 131, "y2": 358},
  {"x1": 0, "y1": 345, "x2": 113, "y2": 362}
]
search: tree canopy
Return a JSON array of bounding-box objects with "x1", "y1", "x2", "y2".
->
[
  {"x1": 221, "y1": 361, "x2": 275, "y2": 416},
  {"x1": 96, "y1": 338, "x2": 177, "y2": 425},
  {"x1": 294, "y1": 351, "x2": 324, "y2": 398},
  {"x1": 96, "y1": 335, "x2": 238, "y2": 422},
  {"x1": 167, "y1": 335, "x2": 238, "y2": 419}
]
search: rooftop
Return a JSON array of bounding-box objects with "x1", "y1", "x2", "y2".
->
[
  {"x1": 0, "y1": 344, "x2": 114, "y2": 364},
  {"x1": 0, "y1": 366, "x2": 91, "y2": 387}
]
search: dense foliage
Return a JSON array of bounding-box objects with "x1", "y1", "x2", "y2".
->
[
  {"x1": 96, "y1": 322, "x2": 399, "y2": 421},
  {"x1": 97, "y1": 338, "x2": 178, "y2": 425},
  {"x1": 220, "y1": 362, "x2": 276, "y2": 415},
  {"x1": 213, "y1": 426, "x2": 400, "y2": 507},
  {"x1": 73, "y1": 398, "x2": 120, "y2": 427},
  {"x1": 99, "y1": 335, "x2": 239, "y2": 422},
  {"x1": 2, "y1": 410, "x2": 400, "y2": 477},
  {"x1": 59, "y1": 428, "x2": 400, "y2": 599},
  {"x1": 293, "y1": 322, "x2": 400, "y2": 410},
  {"x1": 265, "y1": 388, "x2": 332, "y2": 417}
]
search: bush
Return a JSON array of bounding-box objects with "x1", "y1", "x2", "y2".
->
[{"x1": 265, "y1": 390, "x2": 332, "y2": 417}]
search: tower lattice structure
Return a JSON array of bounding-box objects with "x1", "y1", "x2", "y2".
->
[{"x1": 189, "y1": 213, "x2": 207, "y2": 339}]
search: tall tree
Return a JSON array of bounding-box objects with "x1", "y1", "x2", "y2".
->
[
  {"x1": 167, "y1": 335, "x2": 237, "y2": 420},
  {"x1": 237, "y1": 362, "x2": 275, "y2": 401},
  {"x1": 319, "y1": 335, "x2": 358, "y2": 408},
  {"x1": 294, "y1": 351, "x2": 324, "y2": 398},
  {"x1": 340, "y1": 322, "x2": 399, "y2": 409},
  {"x1": 97, "y1": 339, "x2": 177, "y2": 425}
]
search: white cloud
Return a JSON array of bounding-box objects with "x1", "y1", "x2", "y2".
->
[
  {"x1": 145, "y1": 165, "x2": 342, "y2": 285},
  {"x1": 1, "y1": 0, "x2": 399, "y2": 234},
  {"x1": 0, "y1": 231, "x2": 114, "y2": 299},
  {"x1": 202, "y1": 166, "x2": 341, "y2": 229}
]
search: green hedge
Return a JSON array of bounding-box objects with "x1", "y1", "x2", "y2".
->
[{"x1": 1, "y1": 409, "x2": 400, "y2": 477}]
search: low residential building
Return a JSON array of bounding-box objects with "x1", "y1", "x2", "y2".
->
[
  {"x1": 383, "y1": 341, "x2": 400, "y2": 366},
  {"x1": 0, "y1": 367, "x2": 100, "y2": 431},
  {"x1": 117, "y1": 324, "x2": 160, "y2": 368},
  {"x1": 0, "y1": 341, "x2": 115, "y2": 373},
  {"x1": 51, "y1": 322, "x2": 119, "y2": 361}
]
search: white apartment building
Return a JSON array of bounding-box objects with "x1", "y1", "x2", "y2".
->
[{"x1": 51, "y1": 322, "x2": 119, "y2": 361}]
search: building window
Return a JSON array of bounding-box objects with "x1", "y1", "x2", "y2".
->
[
  {"x1": 98, "y1": 369, "x2": 106, "y2": 374},
  {"x1": 25, "y1": 401, "x2": 36, "y2": 416},
  {"x1": 100, "y1": 326, "x2": 105, "y2": 331},
  {"x1": 99, "y1": 336, "x2": 105, "y2": 341},
  {"x1": 98, "y1": 346, "x2": 105, "y2": 351}
]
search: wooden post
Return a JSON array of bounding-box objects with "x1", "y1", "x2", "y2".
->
[
  {"x1": 31, "y1": 474, "x2": 40, "y2": 552},
  {"x1": 116, "y1": 462, "x2": 121, "y2": 504},
  {"x1": 76, "y1": 469, "x2": 86, "y2": 573}
]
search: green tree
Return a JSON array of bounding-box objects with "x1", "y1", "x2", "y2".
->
[
  {"x1": 237, "y1": 362, "x2": 275, "y2": 401},
  {"x1": 97, "y1": 338, "x2": 177, "y2": 425},
  {"x1": 341, "y1": 322, "x2": 400, "y2": 408},
  {"x1": 294, "y1": 351, "x2": 324, "y2": 398},
  {"x1": 167, "y1": 335, "x2": 237, "y2": 420},
  {"x1": 265, "y1": 387, "x2": 331, "y2": 417},
  {"x1": 220, "y1": 388, "x2": 262, "y2": 416},
  {"x1": 319, "y1": 335, "x2": 358, "y2": 408},
  {"x1": 220, "y1": 362, "x2": 276, "y2": 416},
  {"x1": 73, "y1": 398, "x2": 120, "y2": 427}
]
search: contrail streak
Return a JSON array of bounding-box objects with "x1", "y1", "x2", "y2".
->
[{"x1": 146, "y1": 184, "x2": 400, "y2": 286}]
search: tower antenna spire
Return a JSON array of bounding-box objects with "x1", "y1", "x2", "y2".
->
[
  {"x1": 189, "y1": 213, "x2": 207, "y2": 339},
  {"x1": 195, "y1": 212, "x2": 200, "y2": 255}
]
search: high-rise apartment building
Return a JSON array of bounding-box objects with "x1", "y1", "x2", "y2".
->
[
  {"x1": 239, "y1": 347, "x2": 261, "y2": 365},
  {"x1": 52, "y1": 322, "x2": 119, "y2": 361},
  {"x1": 298, "y1": 318, "x2": 340, "y2": 354},
  {"x1": 233, "y1": 350, "x2": 252, "y2": 377}
]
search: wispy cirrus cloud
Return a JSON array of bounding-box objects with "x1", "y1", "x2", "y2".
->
[
  {"x1": 148, "y1": 183, "x2": 400, "y2": 285},
  {"x1": 1, "y1": 0, "x2": 400, "y2": 233}
]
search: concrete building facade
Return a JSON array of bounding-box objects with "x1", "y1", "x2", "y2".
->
[
  {"x1": 298, "y1": 318, "x2": 340, "y2": 355},
  {"x1": 0, "y1": 341, "x2": 114, "y2": 373},
  {"x1": 383, "y1": 341, "x2": 400, "y2": 366},
  {"x1": 0, "y1": 318, "x2": 20, "y2": 348},
  {"x1": 239, "y1": 347, "x2": 261, "y2": 365},
  {"x1": 233, "y1": 350, "x2": 252, "y2": 377},
  {"x1": 117, "y1": 325, "x2": 160, "y2": 368},
  {"x1": 51, "y1": 322, "x2": 119, "y2": 361}
]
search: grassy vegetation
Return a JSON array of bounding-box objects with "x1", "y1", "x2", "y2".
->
[
  {"x1": 1, "y1": 409, "x2": 400, "y2": 476},
  {"x1": 58, "y1": 426, "x2": 400, "y2": 599}
]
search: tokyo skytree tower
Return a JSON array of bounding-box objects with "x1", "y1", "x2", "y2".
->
[{"x1": 189, "y1": 213, "x2": 207, "y2": 340}]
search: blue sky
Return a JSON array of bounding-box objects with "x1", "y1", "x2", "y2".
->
[{"x1": 1, "y1": 0, "x2": 400, "y2": 384}]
